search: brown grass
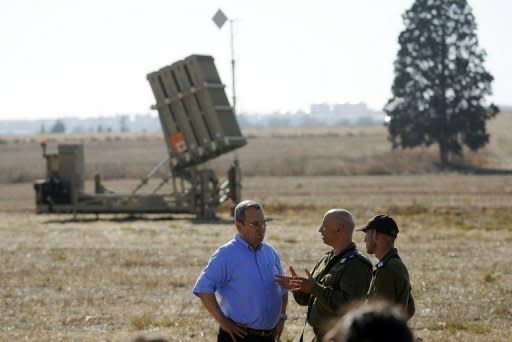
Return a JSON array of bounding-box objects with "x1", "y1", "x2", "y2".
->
[
  {"x1": 1, "y1": 175, "x2": 512, "y2": 341},
  {"x1": 1, "y1": 112, "x2": 511, "y2": 183},
  {"x1": 1, "y1": 112, "x2": 511, "y2": 340}
]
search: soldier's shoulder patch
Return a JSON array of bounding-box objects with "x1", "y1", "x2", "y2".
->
[
  {"x1": 339, "y1": 250, "x2": 371, "y2": 266},
  {"x1": 378, "y1": 254, "x2": 401, "y2": 269}
]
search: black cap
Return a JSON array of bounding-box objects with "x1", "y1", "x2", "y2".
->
[{"x1": 356, "y1": 215, "x2": 399, "y2": 237}]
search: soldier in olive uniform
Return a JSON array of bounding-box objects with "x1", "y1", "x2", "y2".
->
[
  {"x1": 357, "y1": 214, "x2": 415, "y2": 320},
  {"x1": 276, "y1": 209, "x2": 372, "y2": 341}
]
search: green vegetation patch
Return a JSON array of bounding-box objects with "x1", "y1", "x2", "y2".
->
[
  {"x1": 402, "y1": 206, "x2": 512, "y2": 231},
  {"x1": 426, "y1": 320, "x2": 488, "y2": 334},
  {"x1": 386, "y1": 200, "x2": 429, "y2": 216},
  {"x1": 484, "y1": 272, "x2": 500, "y2": 283},
  {"x1": 130, "y1": 313, "x2": 176, "y2": 330}
]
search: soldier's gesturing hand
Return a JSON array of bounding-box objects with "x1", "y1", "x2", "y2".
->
[{"x1": 275, "y1": 266, "x2": 315, "y2": 293}]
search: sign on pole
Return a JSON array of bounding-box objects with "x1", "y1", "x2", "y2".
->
[
  {"x1": 212, "y1": 8, "x2": 237, "y2": 115},
  {"x1": 212, "y1": 9, "x2": 228, "y2": 29}
]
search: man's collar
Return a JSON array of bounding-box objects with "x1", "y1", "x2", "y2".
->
[
  {"x1": 376, "y1": 248, "x2": 398, "y2": 268},
  {"x1": 234, "y1": 234, "x2": 262, "y2": 250},
  {"x1": 333, "y1": 241, "x2": 357, "y2": 256}
]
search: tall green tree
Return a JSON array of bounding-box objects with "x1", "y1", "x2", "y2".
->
[{"x1": 385, "y1": 0, "x2": 499, "y2": 167}]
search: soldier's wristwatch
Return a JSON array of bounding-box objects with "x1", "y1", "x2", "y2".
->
[{"x1": 279, "y1": 313, "x2": 288, "y2": 321}]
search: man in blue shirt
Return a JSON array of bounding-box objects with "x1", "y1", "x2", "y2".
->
[{"x1": 193, "y1": 200, "x2": 288, "y2": 341}]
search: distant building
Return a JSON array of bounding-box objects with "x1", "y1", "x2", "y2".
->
[
  {"x1": 0, "y1": 103, "x2": 390, "y2": 134},
  {"x1": 310, "y1": 103, "x2": 331, "y2": 115}
]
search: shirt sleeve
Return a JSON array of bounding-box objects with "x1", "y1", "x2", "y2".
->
[
  {"x1": 372, "y1": 267, "x2": 398, "y2": 300},
  {"x1": 273, "y1": 250, "x2": 288, "y2": 297},
  {"x1": 192, "y1": 248, "x2": 227, "y2": 296},
  {"x1": 406, "y1": 290, "x2": 415, "y2": 319},
  {"x1": 375, "y1": 264, "x2": 415, "y2": 319},
  {"x1": 293, "y1": 291, "x2": 311, "y2": 306}
]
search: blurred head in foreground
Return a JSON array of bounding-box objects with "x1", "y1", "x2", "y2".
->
[{"x1": 323, "y1": 301, "x2": 414, "y2": 342}]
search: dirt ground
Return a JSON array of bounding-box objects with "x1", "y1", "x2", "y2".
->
[{"x1": 1, "y1": 175, "x2": 511, "y2": 341}]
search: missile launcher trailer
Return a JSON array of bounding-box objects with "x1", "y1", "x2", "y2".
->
[{"x1": 33, "y1": 55, "x2": 246, "y2": 219}]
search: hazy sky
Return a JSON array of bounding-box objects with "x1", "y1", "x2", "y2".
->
[{"x1": 1, "y1": 0, "x2": 510, "y2": 120}]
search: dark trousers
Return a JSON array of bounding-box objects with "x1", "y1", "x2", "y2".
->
[{"x1": 217, "y1": 328, "x2": 275, "y2": 342}]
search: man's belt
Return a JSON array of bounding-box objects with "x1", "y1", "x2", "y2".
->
[
  {"x1": 232, "y1": 323, "x2": 275, "y2": 337},
  {"x1": 245, "y1": 327, "x2": 275, "y2": 337}
]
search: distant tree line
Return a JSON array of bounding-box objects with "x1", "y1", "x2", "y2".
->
[{"x1": 37, "y1": 115, "x2": 133, "y2": 134}]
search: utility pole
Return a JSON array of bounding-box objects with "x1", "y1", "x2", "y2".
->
[{"x1": 213, "y1": 9, "x2": 237, "y2": 114}]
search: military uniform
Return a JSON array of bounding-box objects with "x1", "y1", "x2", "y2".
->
[
  {"x1": 293, "y1": 242, "x2": 372, "y2": 340},
  {"x1": 368, "y1": 248, "x2": 415, "y2": 319}
]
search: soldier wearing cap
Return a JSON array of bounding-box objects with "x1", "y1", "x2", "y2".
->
[
  {"x1": 276, "y1": 209, "x2": 372, "y2": 341},
  {"x1": 357, "y1": 215, "x2": 415, "y2": 320}
]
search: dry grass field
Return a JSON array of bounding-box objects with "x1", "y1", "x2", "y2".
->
[
  {"x1": 1, "y1": 112, "x2": 511, "y2": 341},
  {"x1": 1, "y1": 112, "x2": 511, "y2": 183}
]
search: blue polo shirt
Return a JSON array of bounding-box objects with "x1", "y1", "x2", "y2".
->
[{"x1": 193, "y1": 234, "x2": 287, "y2": 329}]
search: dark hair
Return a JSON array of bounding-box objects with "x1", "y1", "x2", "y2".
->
[
  {"x1": 325, "y1": 301, "x2": 414, "y2": 342},
  {"x1": 234, "y1": 200, "x2": 263, "y2": 222}
]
